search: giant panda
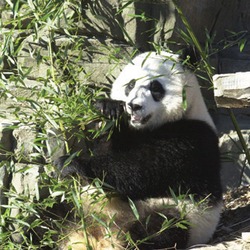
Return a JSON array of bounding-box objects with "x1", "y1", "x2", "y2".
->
[{"x1": 55, "y1": 51, "x2": 222, "y2": 250}]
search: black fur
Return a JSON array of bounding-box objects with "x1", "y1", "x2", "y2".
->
[
  {"x1": 125, "y1": 79, "x2": 136, "y2": 96},
  {"x1": 150, "y1": 80, "x2": 165, "y2": 101},
  {"x1": 129, "y1": 211, "x2": 189, "y2": 249},
  {"x1": 180, "y1": 45, "x2": 201, "y2": 66},
  {"x1": 56, "y1": 99, "x2": 222, "y2": 203},
  {"x1": 95, "y1": 99, "x2": 124, "y2": 119},
  {"x1": 54, "y1": 98, "x2": 222, "y2": 249}
]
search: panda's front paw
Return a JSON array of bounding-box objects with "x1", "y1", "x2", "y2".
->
[
  {"x1": 95, "y1": 99, "x2": 124, "y2": 119},
  {"x1": 54, "y1": 155, "x2": 83, "y2": 178}
]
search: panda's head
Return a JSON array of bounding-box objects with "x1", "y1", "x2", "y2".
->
[{"x1": 111, "y1": 51, "x2": 215, "y2": 130}]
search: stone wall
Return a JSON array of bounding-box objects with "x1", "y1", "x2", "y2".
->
[{"x1": 1, "y1": 0, "x2": 250, "y2": 221}]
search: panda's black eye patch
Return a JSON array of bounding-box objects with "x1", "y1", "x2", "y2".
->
[
  {"x1": 150, "y1": 80, "x2": 165, "y2": 101},
  {"x1": 125, "y1": 79, "x2": 136, "y2": 96}
]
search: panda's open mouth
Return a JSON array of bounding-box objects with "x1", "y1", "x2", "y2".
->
[{"x1": 130, "y1": 114, "x2": 152, "y2": 125}]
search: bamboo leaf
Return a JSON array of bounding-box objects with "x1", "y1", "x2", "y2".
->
[{"x1": 128, "y1": 197, "x2": 140, "y2": 220}]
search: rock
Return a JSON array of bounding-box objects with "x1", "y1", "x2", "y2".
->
[
  {"x1": 45, "y1": 126, "x2": 66, "y2": 162},
  {"x1": 0, "y1": 121, "x2": 15, "y2": 160},
  {"x1": 11, "y1": 163, "x2": 44, "y2": 198},
  {"x1": 13, "y1": 125, "x2": 44, "y2": 163},
  {"x1": 213, "y1": 72, "x2": 250, "y2": 108},
  {"x1": 8, "y1": 163, "x2": 45, "y2": 243},
  {"x1": 219, "y1": 130, "x2": 250, "y2": 189},
  {"x1": 17, "y1": 29, "x2": 133, "y2": 85},
  {"x1": 190, "y1": 240, "x2": 249, "y2": 249},
  {"x1": 0, "y1": 165, "x2": 10, "y2": 218},
  {"x1": 80, "y1": 0, "x2": 125, "y2": 41}
]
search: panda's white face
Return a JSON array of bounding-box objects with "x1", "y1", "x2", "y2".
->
[
  {"x1": 111, "y1": 51, "x2": 216, "y2": 130},
  {"x1": 111, "y1": 52, "x2": 187, "y2": 130},
  {"x1": 123, "y1": 77, "x2": 184, "y2": 129}
]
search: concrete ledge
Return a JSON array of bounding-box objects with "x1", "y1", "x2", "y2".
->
[{"x1": 213, "y1": 72, "x2": 250, "y2": 108}]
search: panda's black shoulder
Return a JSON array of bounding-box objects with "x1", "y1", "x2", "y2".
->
[
  {"x1": 111, "y1": 118, "x2": 218, "y2": 149},
  {"x1": 157, "y1": 119, "x2": 218, "y2": 140},
  {"x1": 155, "y1": 119, "x2": 219, "y2": 151}
]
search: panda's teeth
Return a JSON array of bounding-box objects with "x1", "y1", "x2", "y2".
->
[
  {"x1": 131, "y1": 114, "x2": 151, "y2": 125},
  {"x1": 131, "y1": 114, "x2": 142, "y2": 123}
]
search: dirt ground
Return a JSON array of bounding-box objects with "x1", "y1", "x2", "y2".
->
[{"x1": 191, "y1": 185, "x2": 250, "y2": 250}]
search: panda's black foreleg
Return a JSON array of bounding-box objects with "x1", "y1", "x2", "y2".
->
[
  {"x1": 54, "y1": 155, "x2": 88, "y2": 179},
  {"x1": 54, "y1": 99, "x2": 125, "y2": 179},
  {"x1": 129, "y1": 212, "x2": 189, "y2": 250}
]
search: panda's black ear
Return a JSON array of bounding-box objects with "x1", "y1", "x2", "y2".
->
[{"x1": 180, "y1": 45, "x2": 201, "y2": 67}]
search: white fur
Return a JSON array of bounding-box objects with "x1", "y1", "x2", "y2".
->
[
  {"x1": 111, "y1": 51, "x2": 216, "y2": 130},
  {"x1": 60, "y1": 186, "x2": 222, "y2": 250},
  {"x1": 187, "y1": 201, "x2": 223, "y2": 247}
]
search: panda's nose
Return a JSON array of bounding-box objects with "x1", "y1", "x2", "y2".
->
[{"x1": 128, "y1": 103, "x2": 142, "y2": 112}]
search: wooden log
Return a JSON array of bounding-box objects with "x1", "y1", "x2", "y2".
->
[{"x1": 213, "y1": 72, "x2": 250, "y2": 108}]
